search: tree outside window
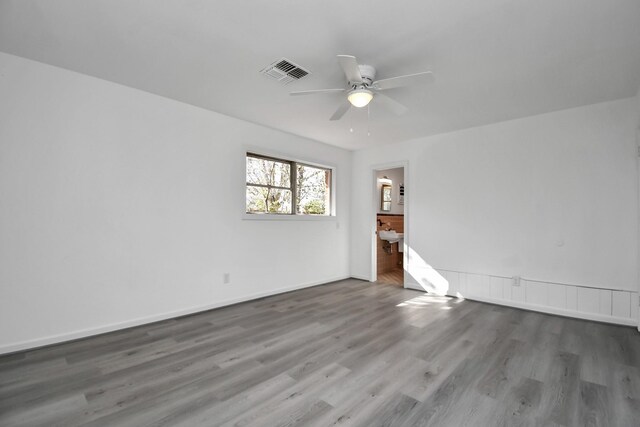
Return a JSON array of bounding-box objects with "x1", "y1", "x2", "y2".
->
[{"x1": 246, "y1": 153, "x2": 332, "y2": 216}]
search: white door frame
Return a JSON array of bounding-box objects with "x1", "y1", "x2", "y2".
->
[
  {"x1": 636, "y1": 125, "x2": 640, "y2": 331},
  {"x1": 370, "y1": 160, "x2": 409, "y2": 286}
]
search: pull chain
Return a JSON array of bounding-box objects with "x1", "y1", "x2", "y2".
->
[{"x1": 349, "y1": 105, "x2": 354, "y2": 133}]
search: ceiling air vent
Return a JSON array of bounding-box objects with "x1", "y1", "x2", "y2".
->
[{"x1": 260, "y1": 58, "x2": 310, "y2": 85}]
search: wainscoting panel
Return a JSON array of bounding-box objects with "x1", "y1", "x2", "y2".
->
[
  {"x1": 525, "y1": 280, "x2": 548, "y2": 307},
  {"x1": 566, "y1": 286, "x2": 578, "y2": 311},
  {"x1": 577, "y1": 287, "x2": 600, "y2": 314},
  {"x1": 414, "y1": 269, "x2": 639, "y2": 327},
  {"x1": 631, "y1": 293, "x2": 639, "y2": 320},
  {"x1": 612, "y1": 290, "x2": 631, "y2": 318}
]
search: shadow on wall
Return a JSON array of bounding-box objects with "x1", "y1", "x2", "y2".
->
[{"x1": 406, "y1": 246, "x2": 452, "y2": 296}]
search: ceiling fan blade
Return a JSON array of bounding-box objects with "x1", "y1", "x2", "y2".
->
[
  {"x1": 337, "y1": 55, "x2": 363, "y2": 84},
  {"x1": 290, "y1": 88, "x2": 345, "y2": 96},
  {"x1": 373, "y1": 71, "x2": 433, "y2": 90},
  {"x1": 329, "y1": 101, "x2": 351, "y2": 121},
  {"x1": 375, "y1": 93, "x2": 408, "y2": 116}
]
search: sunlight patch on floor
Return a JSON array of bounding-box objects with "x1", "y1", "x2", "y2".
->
[{"x1": 396, "y1": 294, "x2": 455, "y2": 308}]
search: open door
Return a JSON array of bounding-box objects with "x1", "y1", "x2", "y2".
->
[{"x1": 373, "y1": 165, "x2": 406, "y2": 287}]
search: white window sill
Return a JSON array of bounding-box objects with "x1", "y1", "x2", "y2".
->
[{"x1": 242, "y1": 213, "x2": 337, "y2": 221}]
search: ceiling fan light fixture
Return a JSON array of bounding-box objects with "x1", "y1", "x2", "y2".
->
[{"x1": 347, "y1": 88, "x2": 373, "y2": 108}]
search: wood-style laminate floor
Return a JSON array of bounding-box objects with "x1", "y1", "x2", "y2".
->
[
  {"x1": 1, "y1": 279, "x2": 639, "y2": 426},
  {"x1": 376, "y1": 268, "x2": 404, "y2": 287}
]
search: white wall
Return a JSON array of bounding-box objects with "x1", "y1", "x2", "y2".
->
[
  {"x1": 376, "y1": 167, "x2": 404, "y2": 215},
  {"x1": 0, "y1": 52, "x2": 351, "y2": 354},
  {"x1": 351, "y1": 98, "x2": 639, "y2": 325}
]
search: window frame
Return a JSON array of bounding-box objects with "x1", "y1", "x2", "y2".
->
[{"x1": 244, "y1": 151, "x2": 335, "y2": 219}]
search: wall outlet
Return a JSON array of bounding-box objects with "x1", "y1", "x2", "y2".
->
[
  {"x1": 223, "y1": 273, "x2": 230, "y2": 284},
  {"x1": 512, "y1": 276, "x2": 521, "y2": 286}
]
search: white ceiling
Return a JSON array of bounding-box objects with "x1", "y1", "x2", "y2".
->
[{"x1": 1, "y1": 0, "x2": 639, "y2": 150}]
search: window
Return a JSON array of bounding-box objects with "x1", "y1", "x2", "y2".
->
[
  {"x1": 246, "y1": 152, "x2": 332, "y2": 216},
  {"x1": 381, "y1": 184, "x2": 392, "y2": 212}
]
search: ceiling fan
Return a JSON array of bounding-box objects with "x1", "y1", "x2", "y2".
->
[{"x1": 290, "y1": 55, "x2": 433, "y2": 121}]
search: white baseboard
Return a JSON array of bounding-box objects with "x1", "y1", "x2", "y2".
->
[
  {"x1": 0, "y1": 275, "x2": 350, "y2": 355},
  {"x1": 406, "y1": 277, "x2": 637, "y2": 327},
  {"x1": 463, "y1": 294, "x2": 637, "y2": 327},
  {"x1": 411, "y1": 268, "x2": 639, "y2": 328}
]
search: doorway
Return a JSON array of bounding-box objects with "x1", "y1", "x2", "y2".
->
[{"x1": 374, "y1": 166, "x2": 406, "y2": 287}]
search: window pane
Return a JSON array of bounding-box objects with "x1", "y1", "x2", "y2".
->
[
  {"x1": 296, "y1": 164, "x2": 330, "y2": 215},
  {"x1": 246, "y1": 156, "x2": 291, "y2": 187},
  {"x1": 383, "y1": 186, "x2": 392, "y2": 202},
  {"x1": 246, "y1": 185, "x2": 292, "y2": 214}
]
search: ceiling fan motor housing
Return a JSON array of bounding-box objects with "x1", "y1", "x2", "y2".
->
[{"x1": 353, "y1": 64, "x2": 376, "y2": 87}]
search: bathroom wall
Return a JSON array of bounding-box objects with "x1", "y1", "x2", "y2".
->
[{"x1": 376, "y1": 214, "x2": 404, "y2": 275}]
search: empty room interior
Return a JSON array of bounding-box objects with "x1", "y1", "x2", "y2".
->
[{"x1": 1, "y1": 1, "x2": 640, "y2": 426}]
